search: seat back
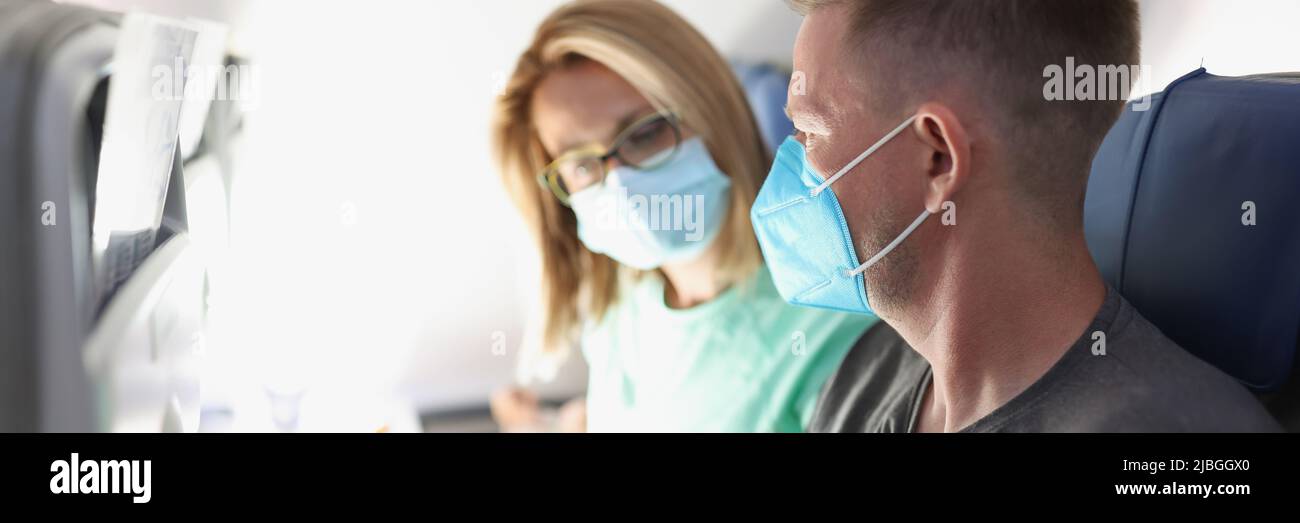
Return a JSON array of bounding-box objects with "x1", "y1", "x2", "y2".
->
[{"x1": 1084, "y1": 69, "x2": 1300, "y2": 405}]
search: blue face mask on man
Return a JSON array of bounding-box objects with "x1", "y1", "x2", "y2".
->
[{"x1": 750, "y1": 115, "x2": 933, "y2": 315}]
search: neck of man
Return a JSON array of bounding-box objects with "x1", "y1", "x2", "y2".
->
[{"x1": 893, "y1": 218, "x2": 1107, "y2": 433}]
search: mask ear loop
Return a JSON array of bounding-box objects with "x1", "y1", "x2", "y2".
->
[
  {"x1": 810, "y1": 115, "x2": 918, "y2": 197},
  {"x1": 847, "y1": 209, "x2": 933, "y2": 277}
]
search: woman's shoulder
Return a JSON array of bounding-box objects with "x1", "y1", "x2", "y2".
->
[{"x1": 722, "y1": 265, "x2": 877, "y2": 369}]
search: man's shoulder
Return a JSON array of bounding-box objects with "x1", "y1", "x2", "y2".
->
[
  {"x1": 834, "y1": 318, "x2": 919, "y2": 374},
  {"x1": 809, "y1": 290, "x2": 1283, "y2": 433},
  {"x1": 1061, "y1": 296, "x2": 1282, "y2": 432},
  {"x1": 808, "y1": 320, "x2": 928, "y2": 433}
]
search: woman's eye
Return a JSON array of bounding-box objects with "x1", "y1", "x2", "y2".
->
[{"x1": 627, "y1": 121, "x2": 667, "y2": 145}]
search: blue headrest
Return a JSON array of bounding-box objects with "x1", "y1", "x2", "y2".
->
[
  {"x1": 731, "y1": 61, "x2": 795, "y2": 154},
  {"x1": 1085, "y1": 68, "x2": 1300, "y2": 392}
]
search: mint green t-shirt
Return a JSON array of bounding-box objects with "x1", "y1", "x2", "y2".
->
[{"x1": 580, "y1": 264, "x2": 876, "y2": 432}]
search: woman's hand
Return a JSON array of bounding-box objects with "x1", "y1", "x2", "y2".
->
[
  {"x1": 490, "y1": 387, "x2": 544, "y2": 432},
  {"x1": 555, "y1": 396, "x2": 587, "y2": 433},
  {"x1": 490, "y1": 387, "x2": 587, "y2": 433}
]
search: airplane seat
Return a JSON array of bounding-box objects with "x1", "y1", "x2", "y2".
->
[
  {"x1": 1, "y1": 0, "x2": 234, "y2": 432},
  {"x1": 0, "y1": 0, "x2": 115, "y2": 432},
  {"x1": 1084, "y1": 68, "x2": 1300, "y2": 430},
  {"x1": 731, "y1": 61, "x2": 794, "y2": 154}
]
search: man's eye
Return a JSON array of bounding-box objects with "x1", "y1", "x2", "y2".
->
[{"x1": 803, "y1": 132, "x2": 821, "y2": 150}]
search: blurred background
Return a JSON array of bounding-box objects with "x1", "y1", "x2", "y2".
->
[{"x1": 55, "y1": 0, "x2": 1300, "y2": 432}]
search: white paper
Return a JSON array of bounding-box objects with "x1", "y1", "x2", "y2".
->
[{"x1": 92, "y1": 12, "x2": 198, "y2": 298}]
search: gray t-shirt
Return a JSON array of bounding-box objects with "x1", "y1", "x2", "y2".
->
[{"x1": 810, "y1": 286, "x2": 1282, "y2": 432}]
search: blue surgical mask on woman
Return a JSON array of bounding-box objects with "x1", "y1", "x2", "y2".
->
[
  {"x1": 750, "y1": 116, "x2": 932, "y2": 315},
  {"x1": 569, "y1": 137, "x2": 732, "y2": 270}
]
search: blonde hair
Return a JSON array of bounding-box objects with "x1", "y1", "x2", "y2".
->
[{"x1": 491, "y1": 0, "x2": 769, "y2": 362}]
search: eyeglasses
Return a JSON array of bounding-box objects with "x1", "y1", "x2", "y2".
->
[{"x1": 537, "y1": 111, "x2": 682, "y2": 205}]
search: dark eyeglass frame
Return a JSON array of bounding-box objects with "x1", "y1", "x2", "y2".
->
[{"x1": 537, "y1": 111, "x2": 682, "y2": 205}]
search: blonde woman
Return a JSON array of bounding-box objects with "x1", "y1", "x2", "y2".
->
[{"x1": 490, "y1": 0, "x2": 875, "y2": 432}]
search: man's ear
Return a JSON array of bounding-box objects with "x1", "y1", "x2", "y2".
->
[{"x1": 912, "y1": 103, "x2": 970, "y2": 213}]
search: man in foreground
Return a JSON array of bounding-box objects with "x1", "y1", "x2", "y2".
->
[{"x1": 749, "y1": 0, "x2": 1281, "y2": 432}]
